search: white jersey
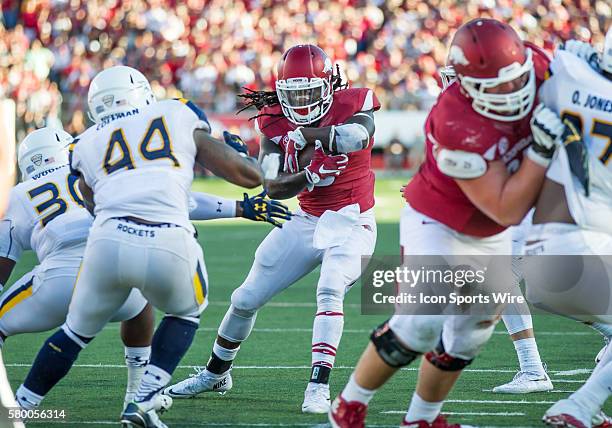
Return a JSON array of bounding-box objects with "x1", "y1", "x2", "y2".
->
[
  {"x1": 0, "y1": 165, "x2": 92, "y2": 270},
  {"x1": 70, "y1": 98, "x2": 209, "y2": 230},
  {"x1": 539, "y1": 50, "x2": 612, "y2": 233}
]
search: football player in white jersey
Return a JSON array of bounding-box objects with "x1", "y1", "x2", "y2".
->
[
  {"x1": 14, "y1": 65, "x2": 265, "y2": 428},
  {"x1": 1, "y1": 127, "x2": 153, "y2": 410},
  {"x1": 0, "y1": 128, "x2": 290, "y2": 412},
  {"x1": 519, "y1": 29, "x2": 612, "y2": 427}
]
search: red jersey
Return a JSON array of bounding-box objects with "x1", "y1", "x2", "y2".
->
[
  {"x1": 256, "y1": 88, "x2": 381, "y2": 217},
  {"x1": 404, "y1": 44, "x2": 550, "y2": 237}
]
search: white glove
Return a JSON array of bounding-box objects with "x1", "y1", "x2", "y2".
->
[
  {"x1": 561, "y1": 40, "x2": 599, "y2": 69},
  {"x1": 528, "y1": 104, "x2": 566, "y2": 167}
]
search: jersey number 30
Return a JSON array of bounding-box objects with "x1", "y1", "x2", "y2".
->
[
  {"x1": 104, "y1": 117, "x2": 180, "y2": 174},
  {"x1": 28, "y1": 175, "x2": 84, "y2": 227}
]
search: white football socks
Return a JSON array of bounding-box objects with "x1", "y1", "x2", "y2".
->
[
  {"x1": 405, "y1": 392, "x2": 443, "y2": 424},
  {"x1": 570, "y1": 359, "x2": 612, "y2": 417},
  {"x1": 15, "y1": 385, "x2": 43, "y2": 410},
  {"x1": 340, "y1": 374, "x2": 376, "y2": 405},
  {"x1": 124, "y1": 346, "x2": 151, "y2": 404},
  {"x1": 514, "y1": 338, "x2": 545, "y2": 375},
  {"x1": 135, "y1": 364, "x2": 171, "y2": 402}
]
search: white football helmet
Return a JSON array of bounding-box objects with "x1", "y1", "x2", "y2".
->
[
  {"x1": 602, "y1": 26, "x2": 612, "y2": 75},
  {"x1": 87, "y1": 65, "x2": 156, "y2": 124},
  {"x1": 18, "y1": 127, "x2": 72, "y2": 181}
]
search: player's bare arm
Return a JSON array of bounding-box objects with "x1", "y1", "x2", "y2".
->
[
  {"x1": 0, "y1": 257, "x2": 15, "y2": 289},
  {"x1": 456, "y1": 158, "x2": 547, "y2": 226},
  {"x1": 194, "y1": 129, "x2": 263, "y2": 189},
  {"x1": 455, "y1": 104, "x2": 566, "y2": 226},
  {"x1": 259, "y1": 135, "x2": 309, "y2": 199},
  {"x1": 77, "y1": 177, "x2": 95, "y2": 216}
]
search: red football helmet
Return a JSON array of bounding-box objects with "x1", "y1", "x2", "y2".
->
[
  {"x1": 447, "y1": 19, "x2": 535, "y2": 122},
  {"x1": 275, "y1": 44, "x2": 334, "y2": 125}
]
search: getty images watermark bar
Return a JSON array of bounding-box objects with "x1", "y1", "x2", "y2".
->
[{"x1": 360, "y1": 255, "x2": 612, "y2": 319}]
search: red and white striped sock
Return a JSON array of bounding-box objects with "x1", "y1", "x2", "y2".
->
[{"x1": 310, "y1": 310, "x2": 344, "y2": 384}]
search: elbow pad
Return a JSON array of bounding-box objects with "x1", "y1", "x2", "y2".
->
[
  {"x1": 333, "y1": 123, "x2": 371, "y2": 153},
  {"x1": 436, "y1": 148, "x2": 487, "y2": 179}
]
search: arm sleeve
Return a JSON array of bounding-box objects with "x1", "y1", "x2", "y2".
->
[
  {"x1": 188, "y1": 192, "x2": 237, "y2": 220},
  {"x1": 0, "y1": 192, "x2": 30, "y2": 261}
]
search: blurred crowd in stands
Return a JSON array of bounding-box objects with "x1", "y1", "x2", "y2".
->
[{"x1": 1, "y1": 0, "x2": 610, "y2": 142}]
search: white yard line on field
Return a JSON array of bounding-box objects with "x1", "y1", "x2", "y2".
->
[
  {"x1": 482, "y1": 389, "x2": 576, "y2": 394},
  {"x1": 382, "y1": 410, "x2": 526, "y2": 416},
  {"x1": 98, "y1": 323, "x2": 596, "y2": 337},
  {"x1": 552, "y1": 369, "x2": 592, "y2": 376},
  {"x1": 550, "y1": 379, "x2": 588, "y2": 383},
  {"x1": 4, "y1": 363, "x2": 528, "y2": 373},
  {"x1": 445, "y1": 399, "x2": 556, "y2": 405}
]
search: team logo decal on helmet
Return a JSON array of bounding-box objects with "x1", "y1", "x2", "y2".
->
[{"x1": 31, "y1": 154, "x2": 43, "y2": 166}]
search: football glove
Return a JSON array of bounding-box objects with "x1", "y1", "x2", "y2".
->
[
  {"x1": 528, "y1": 104, "x2": 565, "y2": 167},
  {"x1": 240, "y1": 190, "x2": 292, "y2": 228},
  {"x1": 562, "y1": 119, "x2": 590, "y2": 196},
  {"x1": 561, "y1": 40, "x2": 599, "y2": 70},
  {"x1": 223, "y1": 131, "x2": 249, "y2": 157},
  {"x1": 280, "y1": 128, "x2": 307, "y2": 173},
  {"x1": 304, "y1": 140, "x2": 348, "y2": 190}
]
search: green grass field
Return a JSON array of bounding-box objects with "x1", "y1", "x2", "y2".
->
[{"x1": 2, "y1": 177, "x2": 607, "y2": 427}]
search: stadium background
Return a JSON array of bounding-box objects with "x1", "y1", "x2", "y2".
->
[{"x1": 1, "y1": 0, "x2": 612, "y2": 426}]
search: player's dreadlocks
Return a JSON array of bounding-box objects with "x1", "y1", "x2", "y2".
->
[{"x1": 237, "y1": 64, "x2": 348, "y2": 122}]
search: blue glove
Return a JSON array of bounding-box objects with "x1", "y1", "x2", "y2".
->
[
  {"x1": 240, "y1": 191, "x2": 292, "y2": 228},
  {"x1": 223, "y1": 131, "x2": 249, "y2": 157}
]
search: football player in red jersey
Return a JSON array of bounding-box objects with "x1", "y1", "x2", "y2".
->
[
  {"x1": 165, "y1": 44, "x2": 380, "y2": 413},
  {"x1": 330, "y1": 19, "x2": 568, "y2": 428}
]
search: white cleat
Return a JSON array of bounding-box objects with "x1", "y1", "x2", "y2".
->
[
  {"x1": 162, "y1": 367, "x2": 232, "y2": 398},
  {"x1": 301, "y1": 382, "x2": 331, "y2": 414},
  {"x1": 492, "y1": 370, "x2": 553, "y2": 394},
  {"x1": 592, "y1": 411, "x2": 612, "y2": 428},
  {"x1": 543, "y1": 398, "x2": 592, "y2": 428},
  {"x1": 121, "y1": 393, "x2": 172, "y2": 428}
]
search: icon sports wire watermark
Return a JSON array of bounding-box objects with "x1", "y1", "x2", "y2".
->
[{"x1": 359, "y1": 255, "x2": 612, "y2": 320}]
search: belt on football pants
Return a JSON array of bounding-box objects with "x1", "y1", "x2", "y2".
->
[{"x1": 113, "y1": 216, "x2": 181, "y2": 228}]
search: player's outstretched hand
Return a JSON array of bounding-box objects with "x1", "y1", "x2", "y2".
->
[
  {"x1": 561, "y1": 40, "x2": 599, "y2": 69},
  {"x1": 528, "y1": 104, "x2": 565, "y2": 167},
  {"x1": 280, "y1": 128, "x2": 307, "y2": 173},
  {"x1": 223, "y1": 131, "x2": 249, "y2": 157},
  {"x1": 562, "y1": 120, "x2": 590, "y2": 196},
  {"x1": 304, "y1": 140, "x2": 348, "y2": 188},
  {"x1": 240, "y1": 190, "x2": 292, "y2": 228}
]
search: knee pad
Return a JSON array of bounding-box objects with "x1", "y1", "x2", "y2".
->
[
  {"x1": 316, "y1": 286, "x2": 344, "y2": 313},
  {"x1": 231, "y1": 284, "x2": 267, "y2": 313},
  {"x1": 370, "y1": 321, "x2": 420, "y2": 368},
  {"x1": 425, "y1": 338, "x2": 473, "y2": 372},
  {"x1": 439, "y1": 316, "x2": 497, "y2": 362},
  {"x1": 218, "y1": 304, "x2": 257, "y2": 343}
]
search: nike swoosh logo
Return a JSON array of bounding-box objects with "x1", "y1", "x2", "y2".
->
[{"x1": 165, "y1": 388, "x2": 194, "y2": 397}]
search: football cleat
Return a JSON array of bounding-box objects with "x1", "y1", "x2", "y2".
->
[
  {"x1": 543, "y1": 398, "x2": 592, "y2": 428},
  {"x1": 120, "y1": 393, "x2": 172, "y2": 428},
  {"x1": 328, "y1": 395, "x2": 367, "y2": 428},
  {"x1": 162, "y1": 367, "x2": 232, "y2": 398},
  {"x1": 492, "y1": 370, "x2": 553, "y2": 394},
  {"x1": 593, "y1": 411, "x2": 612, "y2": 428},
  {"x1": 401, "y1": 414, "x2": 476, "y2": 427},
  {"x1": 301, "y1": 382, "x2": 331, "y2": 414}
]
